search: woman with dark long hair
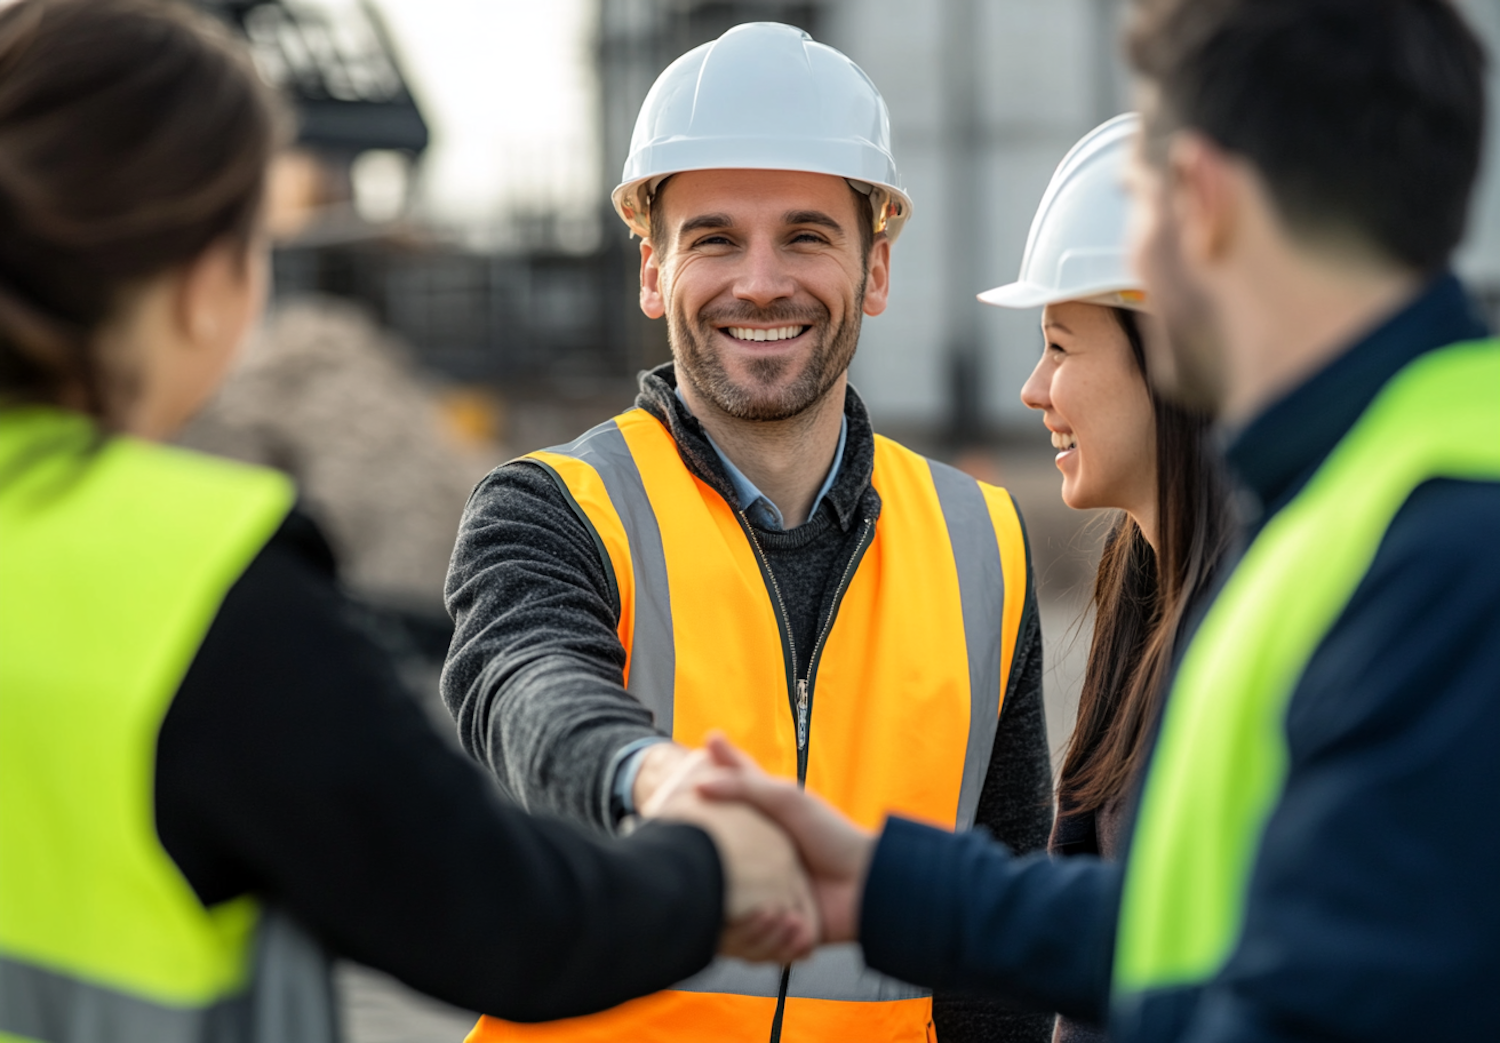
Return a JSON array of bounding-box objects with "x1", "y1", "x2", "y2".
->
[
  {"x1": 0, "y1": 2, "x2": 808, "y2": 1037},
  {"x1": 981, "y1": 114, "x2": 1233, "y2": 1042}
]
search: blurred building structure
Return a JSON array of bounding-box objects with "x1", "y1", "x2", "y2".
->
[{"x1": 205, "y1": 0, "x2": 1500, "y2": 448}]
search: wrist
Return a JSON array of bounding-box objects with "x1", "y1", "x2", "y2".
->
[
  {"x1": 631, "y1": 741, "x2": 691, "y2": 811},
  {"x1": 607, "y1": 736, "x2": 672, "y2": 829}
]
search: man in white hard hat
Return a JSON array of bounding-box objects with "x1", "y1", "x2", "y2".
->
[{"x1": 442, "y1": 22, "x2": 1053, "y2": 1043}]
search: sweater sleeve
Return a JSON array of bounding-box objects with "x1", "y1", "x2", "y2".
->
[
  {"x1": 155, "y1": 513, "x2": 723, "y2": 1020},
  {"x1": 442, "y1": 461, "x2": 667, "y2": 830},
  {"x1": 932, "y1": 507, "x2": 1058, "y2": 1043}
]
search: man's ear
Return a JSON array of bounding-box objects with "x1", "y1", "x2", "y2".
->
[
  {"x1": 1168, "y1": 131, "x2": 1238, "y2": 268},
  {"x1": 640, "y1": 237, "x2": 666, "y2": 319},
  {"x1": 861, "y1": 235, "x2": 892, "y2": 317}
]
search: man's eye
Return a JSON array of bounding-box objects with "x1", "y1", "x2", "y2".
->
[
  {"x1": 694, "y1": 234, "x2": 733, "y2": 247},
  {"x1": 791, "y1": 232, "x2": 827, "y2": 244}
]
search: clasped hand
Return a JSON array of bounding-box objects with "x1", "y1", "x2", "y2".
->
[{"x1": 638, "y1": 735, "x2": 877, "y2": 965}]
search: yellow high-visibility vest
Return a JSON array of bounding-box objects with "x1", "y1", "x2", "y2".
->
[
  {"x1": 471, "y1": 406, "x2": 1031, "y2": 1043},
  {"x1": 0, "y1": 407, "x2": 333, "y2": 1043},
  {"x1": 1115, "y1": 340, "x2": 1500, "y2": 1012}
]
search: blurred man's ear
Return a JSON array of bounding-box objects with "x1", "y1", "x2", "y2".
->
[
  {"x1": 639, "y1": 238, "x2": 666, "y2": 319},
  {"x1": 1168, "y1": 131, "x2": 1240, "y2": 270}
]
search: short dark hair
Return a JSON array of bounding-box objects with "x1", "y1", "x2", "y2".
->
[
  {"x1": 647, "y1": 176, "x2": 876, "y2": 261},
  {"x1": 1127, "y1": 0, "x2": 1487, "y2": 272},
  {"x1": 0, "y1": 0, "x2": 288, "y2": 425}
]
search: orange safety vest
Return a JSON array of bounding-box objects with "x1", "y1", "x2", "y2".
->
[{"x1": 469, "y1": 407, "x2": 1030, "y2": 1043}]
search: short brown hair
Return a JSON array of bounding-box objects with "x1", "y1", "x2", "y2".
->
[
  {"x1": 1127, "y1": 0, "x2": 1487, "y2": 272},
  {"x1": 0, "y1": 0, "x2": 288, "y2": 424}
]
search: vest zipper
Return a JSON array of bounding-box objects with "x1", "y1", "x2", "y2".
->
[
  {"x1": 736, "y1": 510, "x2": 876, "y2": 1043},
  {"x1": 795, "y1": 518, "x2": 875, "y2": 781}
]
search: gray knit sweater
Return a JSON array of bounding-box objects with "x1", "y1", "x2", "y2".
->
[{"x1": 443, "y1": 363, "x2": 1054, "y2": 1043}]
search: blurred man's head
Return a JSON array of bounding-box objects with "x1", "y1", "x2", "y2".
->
[
  {"x1": 639, "y1": 169, "x2": 890, "y2": 423},
  {"x1": 1123, "y1": 0, "x2": 1487, "y2": 411}
]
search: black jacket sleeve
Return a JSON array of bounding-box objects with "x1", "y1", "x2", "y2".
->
[
  {"x1": 862, "y1": 817, "x2": 1120, "y2": 1022},
  {"x1": 155, "y1": 512, "x2": 723, "y2": 1021},
  {"x1": 932, "y1": 510, "x2": 1057, "y2": 1043},
  {"x1": 442, "y1": 462, "x2": 664, "y2": 831}
]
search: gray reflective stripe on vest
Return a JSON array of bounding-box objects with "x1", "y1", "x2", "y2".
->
[
  {"x1": 673, "y1": 945, "x2": 926, "y2": 1003},
  {"x1": 928, "y1": 459, "x2": 1007, "y2": 832},
  {"x1": 787, "y1": 944, "x2": 928, "y2": 1002},
  {"x1": 542, "y1": 416, "x2": 676, "y2": 732},
  {"x1": 0, "y1": 910, "x2": 334, "y2": 1043},
  {"x1": 672, "y1": 956, "x2": 783, "y2": 998}
]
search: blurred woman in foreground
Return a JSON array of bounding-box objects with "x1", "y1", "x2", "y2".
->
[
  {"x1": 979, "y1": 114, "x2": 1232, "y2": 1041},
  {"x1": 0, "y1": 2, "x2": 807, "y2": 1038}
]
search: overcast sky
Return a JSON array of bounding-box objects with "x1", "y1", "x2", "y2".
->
[{"x1": 369, "y1": 0, "x2": 600, "y2": 227}]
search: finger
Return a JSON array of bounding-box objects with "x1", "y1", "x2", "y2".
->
[
  {"x1": 697, "y1": 769, "x2": 806, "y2": 827},
  {"x1": 761, "y1": 910, "x2": 817, "y2": 965},
  {"x1": 751, "y1": 913, "x2": 816, "y2": 965},
  {"x1": 705, "y1": 732, "x2": 762, "y2": 773},
  {"x1": 721, "y1": 910, "x2": 788, "y2": 962},
  {"x1": 694, "y1": 772, "x2": 752, "y2": 802}
]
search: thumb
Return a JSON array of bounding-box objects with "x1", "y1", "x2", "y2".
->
[{"x1": 704, "y1": 732, "x2": 761, "y2": 773}]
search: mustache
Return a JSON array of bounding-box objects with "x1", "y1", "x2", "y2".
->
[{"x1": 696, "y1": 301, "x2": 830, "y2": 327}]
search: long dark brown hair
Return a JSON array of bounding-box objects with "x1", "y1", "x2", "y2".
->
[
  {"x1": 1057, "y1": 307, "x2": 1232, "y2": 816},
  {"x1": 0, "y1": 0, "x2": 286, "y2": 429}
]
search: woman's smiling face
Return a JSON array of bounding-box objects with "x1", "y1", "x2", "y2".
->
[{"x1": 1020, "y1": 301, "x2": 1159, "y2": 529}]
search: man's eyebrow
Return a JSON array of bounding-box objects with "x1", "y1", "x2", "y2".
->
[
  {"x1": 677, "y1": 213, "x2": 734, "y2": 236},
  {"x1": 784, "y1": 210, "x2": 845, "y2": 234}
]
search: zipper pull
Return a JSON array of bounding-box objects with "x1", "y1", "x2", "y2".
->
[{"x1": 796, "y1": 678, "x2": 809, "y2": 750}]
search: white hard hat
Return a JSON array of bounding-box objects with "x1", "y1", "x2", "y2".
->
[
  {"x1": 612, "y1": 22, "x2": 913, "y2": 243},
  {"x1": 979, "y1": 113, "x2": 1147, "y2": 312}
]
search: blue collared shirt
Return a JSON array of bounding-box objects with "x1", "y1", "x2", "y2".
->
[{"x1": 675, "y1": 387, "x2": 848, "y2": 531}]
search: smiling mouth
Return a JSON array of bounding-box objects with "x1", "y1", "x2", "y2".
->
[
  {"x1": 1050, "y1": 430, "x2": 1077, "y2": 451},
  {"x1": 722, "y1": 325, "x2": 810, "y2": 343}
]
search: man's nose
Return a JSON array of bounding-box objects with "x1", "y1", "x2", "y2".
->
[{"x1": 731, "y1": 237, "x2": 797, "y2": 307}]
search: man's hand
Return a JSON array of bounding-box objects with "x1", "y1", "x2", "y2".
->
[
  {"x1": 695, "y1": 733, "x2": 876, "y2": 944},
  {"x1": 641, "y1": 748, "x2": 819, "y2": 964}
]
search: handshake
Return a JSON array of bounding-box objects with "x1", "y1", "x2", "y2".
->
[{"x1": 636, "y1": 734, "x2": 874, "y2": 965}]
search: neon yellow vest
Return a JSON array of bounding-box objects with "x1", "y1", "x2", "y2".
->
[
  {"x1": 0, "y1": 408, "x2": 330, "y2": 1043},
  {"x1": 1115, "y1": 340, "x2": 1500, "y2": 1001},
  {"x1": 471, "y1": 407, "x2": 1031, "y2": 1043}
]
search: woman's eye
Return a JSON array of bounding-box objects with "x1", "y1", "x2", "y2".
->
[{"x1": 1046, "y1": 341, "x2": 1066, "y2": 356}]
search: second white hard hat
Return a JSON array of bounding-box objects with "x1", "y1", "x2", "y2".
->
[
  {"x1": 612, "y1": 22, "x2": 913, "y2": 243},
  {"x1": 980, "y1": 113, "x2": 1147, "y2": 312}
]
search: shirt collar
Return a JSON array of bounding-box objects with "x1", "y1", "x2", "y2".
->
[
  {"x1": 674, "y1": 387, "x2": 848, "y2": 531},
  {"x1": 1226, "y1": 271, "x2": 1490, "y2": 523}
]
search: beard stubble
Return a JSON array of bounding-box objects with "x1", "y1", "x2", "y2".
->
[{"x1": 668, "y1": 281, "x2": 865, "y2": 422}]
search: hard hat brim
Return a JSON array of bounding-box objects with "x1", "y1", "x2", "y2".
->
[
  {"x1": 613, "y1": 167, "x2": 913, "y2": 244},
  {"x1": 977, "y1": 280, "x2": 1149, "y2": 312}
]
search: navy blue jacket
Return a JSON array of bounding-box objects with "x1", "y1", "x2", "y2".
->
[{"x1": 859, "y1": 274, "x2": 1500, "y2": 1042}]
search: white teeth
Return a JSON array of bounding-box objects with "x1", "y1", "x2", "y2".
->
[
  {"x1": 726, "y1": 325, "x2": 805, "y2": 342},
  {"x1": 1050, "y1": 430, "x2": 1077, "y2": 451}
]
